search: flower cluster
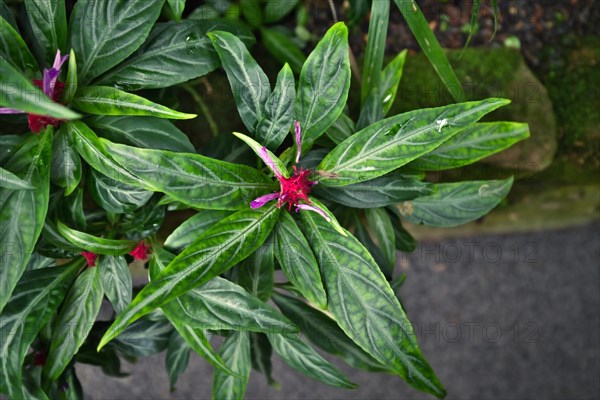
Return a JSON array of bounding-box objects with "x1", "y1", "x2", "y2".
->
[{"x1": 81, "y1": 242, "x2": 150, "y2": 267}]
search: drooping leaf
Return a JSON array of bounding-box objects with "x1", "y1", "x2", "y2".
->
[
  {"x1": 164, "y1": 210, "x2": 232, "y2": 253},
  {"x1": 0, "y1": 57, "x2": 80, "y2": 119},
  {"x1": 44, "y1": 266, "x2": 104, "y2": 380},
  {"x1": 112, "y1": 316, "x2": 173, "y2": 357},
  {"x1": 317, "y1": 98, "x2": 511, "y2": 186},
  {"x1": 0, "y1": 15, "x2": 38, "y2": 76},
  {"x1": 88, "y1": 169, "x2": 153, "y2": 214},
  {"x1": 299, "y1": 213, "x2": 446, "y2": 398},
  {"x1": 0, "y1": 260, "x2": 81, "y2": 399},
  {"x1": 72, "y1": 86, "x2": 196, "y2": 119},
  {"x1": 315, "y1": 173, "x2": 435, "y2": 208},
  {"x1": 98, "y1": 205, "x2": 281, "y2": 349},
  {"x1": 56, "y1": 220, "x2": 137, "y2": 255},
  {"x1": 208, "y1": 30, "x2": 270, "y2": 133},
  {"x1": 274, "y1": 212, "x2": 326, "y2": 308},
  {"x1": 99, "y1": 138, "x2": 275, "y2": 210},
  {"x1": 295, "y1": 22, "x2": 351, "y2": 147},
  {"x1": 98, "y1": 255, "x2": 132, "y2": 314},
  {"x1": 249, "y1": 332, "x2": 274, "y2": 384},
  {"x1": 69, "y1": 0, "x2": 164, "y2": 83},
  {"x1": 0, "y1": 129, "x2": 52, "y2": 313},
  {"x1": 399, "y1": 177, "x2": 514, "y2": 227},
  {"x1": 96, "y1": 20, "x2": 254, "y2": 90},
  {"x1": 50, "y1": 125, "x2": 82, "y2": 195},
  {"x1": 387, "y1": 208, "x2": 418, "y2": 253},
  {"x1": 24, "y1": 0, "x2": 67, "y2": 65},
  {"x1": 238, "y1": 238, "x2": 275, "y2": 302},
  {"x1": 166, "y1": 331, "x2": 192, "y2": 391},
  {"x1": 267, "y1": 332, "x2": 357, "y2": 389},
  {"x1": 212, "y1": 332, "x2": 251, "y2": 400},
  {"x1": 411, "y1": 122, "x2": 530, "y2": 170},
  {"x1": 261, "y1": 28, "x2": 305, "y2": 74},
  {"x1": 255, "y1": 63, "x2": 295, "y2": 150}
]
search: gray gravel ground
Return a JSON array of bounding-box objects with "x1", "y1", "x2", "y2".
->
[{"x1": 78, "y1": 222, "x2": 600, "y2": 400}]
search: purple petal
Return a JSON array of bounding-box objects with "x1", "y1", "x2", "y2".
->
[
  {"x1": 295, "y1": 203, "x2": 331, "y2": 222},
  {"x1": 294, "y1": 120, "x2": 302, "y2": 164},
  {"x1": 258, "y1": 147, "x2": 284, "y2": 179},
  {"x1": 43, "y1": 50, "x2": 69, "y2": 98},
  {"x1": 0, "y1": 107, "x2": 24, "y2": 114},
  {"x1": 52, "y1": 50, "x2": 69, "y2": 71},
  {"x1": 250, "y1": 192, "x2": 280, "y2": 209}
]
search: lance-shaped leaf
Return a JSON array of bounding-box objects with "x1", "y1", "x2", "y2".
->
[
  {"x1": 86, "y1": 115, "x2": 195, "y2": 153},
  {"x1": 387, "y1": 208, "x2": 418, "y2": 253},
  {"x1": 365, "y1": 208, "x2": 396, "y2": 276},
  {"x1": 315, "y1": 173, "x2": 434, "y2": 209},
  {"x1": 317, "y1": 98, "x2": 511, "y2": 186},
  {"x1": 44, "y1": 266, "x2": 104, "y2": 380},
  {"x1": 0, "y1": 57, "x2": 80, "y2": 119},
  {"x1": 98, "y1": 205, "x2": 281, "y2": 350},
  {"x1": 272, "y1": 292, "x2": 388, "y2": 372},
  {"x1": 97, "y1": 20, "x2": 254, "y2": 90},
  {"x1": 274, "y1": 212, "x2": 326, "y2": 308},
  {"x1": 0, "y1": 129, "x2": 52, "y2": 313},
  {"x1": 69, "y1": 0, "x2": 163, "y2": 83},
  {"x1": 166, "y1": 331, "x2": 192, "y2": 391},
  {"x1": 295, "y1": 22, "x2": 351, "y2": 147},
  {"x1": 326, "y1": 113, "x2": 355, "y2": 145},
  {"x1": 72, "y1": 86, "x2": 196, "y2": 119},
  {"x1": 98, "y1": 255, "x2": 132, "y2": 314},
  {"x1": 360, "y1": 0, "x2": 389, "y2": 106},
  {"x1": 255, "y1": 63, "x2": 295, "y2": 150},
  {"x1": 299, "y1": 213, "x2": 446, "y2": 398},
  {"x1": 238, "y1": 239, "x2": 275, "y2": 302},
  {"x1": 381, "y1": 50, "x2": 407, "y2": 116},
  {"x1": 0, "y1": 260, "x2": 81, "y2": 399},
  {"x1": 267, "y1": 332, "x2": 357, "y2": 389},
  {"x1": 208, "y1": 30, "x2": 270, "y2": 132},
  {"x1": 0, "y1": 16, "x2": 37, "y2": 76},
  {"x1": 212, "y1": 332, "x2": 251, "y2": 400},
  {"x1": 24, "y1": 0, "x2": 67, "y2": 66},
  {"x1": 166, "y1": 0, "x2": 185, "y2": 21},
  {"x1": 63, "y1": 49, "x2": 77, "y2": 104},
  {"x1": 250, "y1": 332, "x2": 274, "y2": 384},
  {"x1": 50, "y1": 125, "x2": 82, "y2": 195},
  {"x1": 400, "y1": 177, "x2": 514, "y2": 227},
  {"x1": 0, "y1": 166, "x2": 34, "y2": 189},
  {"x1": 89, "y1": 169, "x2": 153, "y2": 214},
  {"x1": 56, "y1": 220, "x2": 137, "y2": 255},
  {"x1": 232, "y1": 131, "x2": 288, "y2": 177},
  {"x1": 164, "y1": 210, "x2": 231, "y2": 253},
  {"x1": 411, "y1": 122, "x2": 530, "y2": 170},
  {"x1": 99, "y1": 138, "x2": 275, "y2": 210}
]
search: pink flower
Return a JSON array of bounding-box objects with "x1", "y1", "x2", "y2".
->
[
  {"x1": 81, "y1": 251, "x2": 97, "y2": 267},
  {"x1": 129, "y1": 242, "x2": 150, "y2": 262},
  {"x1": 250, "y1": 121, "x2": 330, "y2": 221},
  {"x1": 0, "y1": 50, "x2": 69, "y2": 133}
]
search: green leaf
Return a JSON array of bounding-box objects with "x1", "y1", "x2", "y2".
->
[
  {"x1": 87, "y1": 115, "x2": 194, "y2": 152},
  {"x1": 272, "y1": 292, "x2": 388, "y2": 373},
  {"x1": 212, "y1": 332, "x2": 251, "y2": 400},
  {"x1": 0, "y1": 260, "x2": 81, "y2": 399},
  {"x1": 98, "y1": 255, "x2": 132, "y2": 314},
  {"x1": 164, "y1": 210, "x2": 231, "y2": 253},
  {"x1": 166, "y1": 331, "x2": 191, "y2": 391},
  {"x1": 238, "y1": 238, "x2": 275, "y2": 302},
  {"x1": 0, "y1": 15, "x2": 38, "y2": 76},
  {"x1": 326, "y1": 112, "x2": 355, "y2": 145},
  {"x1": 69, "y1": 0, "x2": 163, "y2": 83},
  {"x1": 317, "y1": 98, "x2": 511, "y2": 186},
  {"x1": 464, "y1": 0, "x2": 481, "y2": 48},
  {"x1": 97, "y1": 20, "x2": 254, "y2": 90},
  {"x1": 63, "y1": 48, "x2": 77, "y2": 104},
  {"x1": 411, "y1": 122, "x2": 530, "y2": 170},
  {"x1": 100, "y1": 138, "x2": 274, "y2": 210},
  {"x1": 44, "y1": 266, "x2": 104, "y2": 380},
  {"x1": 208, "y1": 30, "x2": 270, "y2": 132},
  {"x1": 274, "y1": 212, "x2": 326, "y2": 308},
  {"x1": 315, "y1": 173, "x2": 435, "y2": 208},
  {"x1": 262, "y1": 0, "x2": 298, "y2": 23},
  {"x1": 112, "y1": 316, "x2": 172, "y2": 357},
  {"x1": 249, "y1": 332, "x2": 274, "y2": 384},
  {"x1": 299, "y1": 213, "x2": 447, "y2": 398},
  {"x1": 72, "y1": 86, "x2": 196, "y2": 119},
  {"x1": 89, "y1": 169, "x2": 153, "y2": 214},
  {"x1": 387, "y1": 208, "x2": 417, "y2": 253},
  {"x1": 0, "y1": 129, "x2": 52, "y2": 313},
  {"x1": 295, "y1": 22, "x2": 351, "y2": 146},
  {"x1": 255, "y1": 63, "x2": 295, "y2": 150},
  {"x1": 50, "y1": 125, "x2": 82, "y2": 195},
  {"x1": 381, "y1": 50, "x2": 407, "y2": 116},
  {"x1": 393, "y1": 0, "x2": 464, "y2": 102},
  {"x1": 261, "y1": 28, "x2": 305, "y2": 74},
  {"x1": 268, "y1": 332, "x2": 357, "y2": 389},
  {"x1": 400, "y1": 177, "x2": 514, "y2": 227},
  {"x1": 166, "y1": 0, "x2": 185, "y2": 21},
  {"x1": 365, "y1": 208, "x2": 396, "y2": 275},
  {"x1": 0, "y1": 57, "x2": 80, "y2": 119},
  {"x1": 232, "y1": 131, "x2": 289, "y2": 177},
  {"x1": 56, "y1": 220, "x2": 137, "y2": 255},
  {"x1": 24, "y1": 0, "x2": 67, "y2": 66},
  {"x1": 0, "y1": 135, "x2": 26, "y2": 164},
  {"x1": 98, "y1": 205, "x2": 281, "y2": 350},
  {"x1": 57, "y1": 187, "x2": 86, "y2": 230},
  {"x1": 353, "y1": 216, "x2": 392, "y2": 279},
  {"x1": 360, "y1": 0, "x2": 389, "y2": 104},
  {"x1": 0, "y1": 166, "x2": 34, "y2": 189}
]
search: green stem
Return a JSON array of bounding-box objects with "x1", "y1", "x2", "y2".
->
[{"x1": 180, "y1": 84, "x2": 219, "y2": 138}]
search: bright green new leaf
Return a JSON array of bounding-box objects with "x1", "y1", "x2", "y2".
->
[
  {"x1": 400, "y1": 177, "x2": 514, "y2": 227},
  {"x1": 212, "y1": 332, "x2": 251, "y2": 400},
  {"x1": 56, "y1": 220, "x2": 137, "y2": 255},
  {"x1": 295, "y1": 22, "x2": 351, "y2": 146},
  {"x1": 98, "y1": 255, "x2": 132, "y2": 314},
  {"x1": 318, "y1": 98, "x2": 511, "y2": 186},
  {"x1": 411, "y1": 122, "x2": 530, "y2": 170},
  {"x1": 72, "y1": 86, "x2": 196, "y2": 119},
  {"x1": 166, "y1": 0, "x2": 185, "y2": 21},
  {"x1": 69, "y1": 0, "x2": 163, "y2": 83},
  {"x1": 299, "y1": 213, "x2": 446, "y2": 398},
  {"x1": 63, "y1": 48, "x2": 77, "y2": 104},
  {"x1": 24, "y1": 0, "x2": 67, "y2": 66}
]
